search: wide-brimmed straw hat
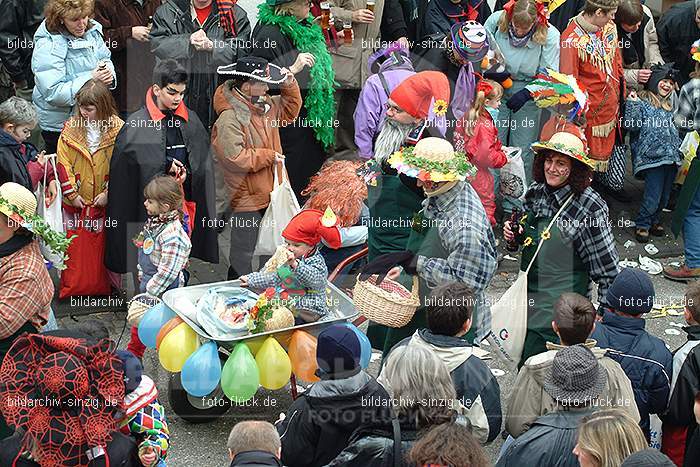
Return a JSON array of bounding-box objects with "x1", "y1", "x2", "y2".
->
[
  {"x1": 388, "y1": 137, "x2": 477, "y2": 182},
  {"x1": 543, "y1": 344, "x2": 607, "y2": 405},
  {"x1": 217, "y1": 56, "x2": 286, "y2": 84},
  {"x1": 531, "y1": 132, "x2": 596, "y2": 169},
  {"x1": 0, "y1": 182, "x2": 37, "y2": 225}
]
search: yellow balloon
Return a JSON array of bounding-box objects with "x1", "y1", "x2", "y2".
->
[
  {"x1": 158, "y1": 322, "x2": 200, "y2": 372},
  {"x1": 245, "y1": 336, "x2": 266, "y2": 356},
  {"x1": 255, "y1": 337, "x2": 292, "y2": 390}
]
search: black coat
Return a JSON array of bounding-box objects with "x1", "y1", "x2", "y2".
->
[
  {"x1": 416, "y1": 0, "x2": 491, "y2": 45},
  {"x1": 657, "y1": 1, "x2": 700, "y2": 87},
  {"x1": 325, "y1": 420, "x2": 421, "y2": 467},
  {"x1": 230, "y1": 450, "x2": 283, "y2": 467},
  {"x1": 150, "y1": 0, "x2": 251, "y2": 128},
  {"x1": 0, "y1": 128, "x2": 35, "y2": 190},
  {"x1": 0, "y1": 0, "x2": 45, "y2": 86},
  {"x1": 104, "y1": 103, "x2": 218, "y2": 274},
  {"x1": 276, "y1": 372, "x2": 393, "y2": 467},
  {"x1": 493, "y1": 0, "x2": 585, "y2": 33},
  {"x1": 250, "y1": 21, "x2": 327, "y2": 201},
  {"x1": 381, "y1": 0, "x2": 409, "y2": 41}
]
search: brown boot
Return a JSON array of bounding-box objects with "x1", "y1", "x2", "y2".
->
[
  {"x1": 650, "y1": 224, "x2": 665, "y2": 237},
  {"x1": 635, "y1": 228, "x2": 650, "y2": 243},
  {"x1": 663, "y1": 263, "x2": 700, "y2": 282}
]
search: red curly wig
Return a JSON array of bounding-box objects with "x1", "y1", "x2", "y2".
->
[{"x1": 301, "y1": 160, "x2": 367, "y2": 227}]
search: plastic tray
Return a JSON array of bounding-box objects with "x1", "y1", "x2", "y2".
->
[{"x1": 161, "y1": 279, "x2": 359, "y2": 342}]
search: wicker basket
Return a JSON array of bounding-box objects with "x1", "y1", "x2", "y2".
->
[
  {"x1": 352, "y1": 274, "x2": 420, "y2": 328},
  {"x1": 127, "y1": 293, "x2": 161, "y2": 327}
]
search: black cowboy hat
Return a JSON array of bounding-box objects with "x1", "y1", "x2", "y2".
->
[{"x1": 217, "y1": 56, "x2": 286, "y2": 84}]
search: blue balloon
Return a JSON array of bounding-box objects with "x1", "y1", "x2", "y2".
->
[
  {"x1": 181, "y1": 341, "x2": 222, "y2": 397},
  {"x1": 340, "y1": 323, "x2": 372, "y2": 369},
  {"x1": 138, "y1": 303, "x2": 176, "y2": 349}
]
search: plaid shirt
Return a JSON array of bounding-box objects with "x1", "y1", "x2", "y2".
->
[
  {"x1": 138, "y1": 221, "x2": 191, "y2": 297},
  {"x1": 415, "y1": 182, "x2": 499, "y2": 341},
  {"x1": 675, "y1": 78, "x2": 700, "y2": 132},
  {"x1": 0, "y1": 241, "x2": 53, "y2": 339},
  {"x1": 247, "y1": 250, "x2": 330, "y2": 317},
  {"x1": 523, "y1": 183, "x2": 620, "y2": 304}
]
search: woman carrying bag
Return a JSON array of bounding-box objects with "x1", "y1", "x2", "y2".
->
[
  {"x1": 57, "y1": 79, "x2": 124, "y2": 295},
  {"x1": 504, "y1": 132, "x2": 619, "y2": 367}
]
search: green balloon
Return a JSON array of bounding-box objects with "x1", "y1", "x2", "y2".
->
[{"x1": 221, "y1": 343, "x2": 260, "y2": 403}]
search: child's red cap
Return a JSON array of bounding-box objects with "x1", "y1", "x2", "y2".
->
[{"x1": 282, "y1": 209, "x2": 342, "y2": 249}]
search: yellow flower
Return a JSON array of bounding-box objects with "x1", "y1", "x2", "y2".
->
[
  {"x1": 523, "y1": 237, "x2": 533, "y2": 247},
  {"x1": 257, "y1": 295, "x2": 268, "y2": 308},
  {"x1": 433, "y1": 99, "x2": 448, "y2": 117},
  {"x1": 541, "y1": 230, "x2": 551, "y2": 241}
]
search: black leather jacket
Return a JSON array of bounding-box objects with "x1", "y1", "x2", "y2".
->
[{"x1": 0, "y1": 0, "x2": 46, "y2": 86}]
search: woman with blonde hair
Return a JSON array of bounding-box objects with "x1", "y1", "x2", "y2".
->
[
  {"x1": 32, "y1": 0, "x2": 115, "y2": 153},
  {"x1": 573, "y1": 409, "x2": 648, "y2": 467},
  {"x1": 327, "y1": 345, "x2": 462, "y2": 466},
  {"x1": 484, "y1": 0, "x2": 560, "y2": 215}
]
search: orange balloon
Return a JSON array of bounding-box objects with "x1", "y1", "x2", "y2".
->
[
  {"x1": 288, "y1": 331, "x2": 320, "y2": 383},
  {"x1": 156, "y1": 317, "x2": 184, "y2": 350}
]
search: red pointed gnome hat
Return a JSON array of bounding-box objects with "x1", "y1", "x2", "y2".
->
[
  {"x1": 282, "y1": 209, "x2": 342, "y2": 249},
  {"x1": 389, "y1": 71, "x2": 451, "y2": 120}
]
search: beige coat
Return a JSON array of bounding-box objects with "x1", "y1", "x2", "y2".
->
[
  {"x1": 330, "y1": 0, "x2": 386, "y2": 88},
  {"x1": 623, "y1": 5, "x2": 664, "y2": 90},
  {"x1": 506, "y1": 340, "x2": 641, "y2": 438}
]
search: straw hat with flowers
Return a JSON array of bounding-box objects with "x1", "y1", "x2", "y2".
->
[
  {"x1": 388, "y1": 137, "x2": 477, "y2": 183},
  {"x1": 531, "y1": 132, "x2": 596, "y2": 169}
]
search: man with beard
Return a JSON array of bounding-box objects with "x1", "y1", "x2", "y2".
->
[{"x1": 361, "y1": 70, "x2": 450, "y2": 350}]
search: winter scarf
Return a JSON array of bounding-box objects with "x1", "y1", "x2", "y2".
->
[
  {"x1": 133, "y1": 210, "x2": 182, "y2": 247},
  {"x1": 217, "y1": 0, "x2": 238, "y2": 36},
  {"x1": 257, "y1": 4, "x2": 336, "y2": 148}
]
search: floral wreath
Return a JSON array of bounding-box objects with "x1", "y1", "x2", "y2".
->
[
  {"x1": 388, "y1": 146, "x2": 477, "y2": 183},
  {"x1": 532, "y1": 141, "x2": 595, "y2": 169},
  {"x1": 692, "y1": 40, "x2": 700, "y2": 63},
  {"x1": 0, "y1": 196, "x2": 75, "y2": 269}
]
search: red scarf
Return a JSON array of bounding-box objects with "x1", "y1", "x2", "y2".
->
[{"x1": 217, "y1": 0, "x2": 238, "y2": 36}]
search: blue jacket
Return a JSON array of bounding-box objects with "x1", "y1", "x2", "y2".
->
[
  {"x1": 623, "y1": 98, "x2": 682, "y2": 176},
  {"x1": 31, "y1": 20, "x2": 114, "y2": 132},
  {"x1": 591, "y1": 310, "x2": 673, "y2": 438}
]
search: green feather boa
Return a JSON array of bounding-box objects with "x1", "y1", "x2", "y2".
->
[{"x1": 257, "y1": 4, "x2": 336, "y2": 148}]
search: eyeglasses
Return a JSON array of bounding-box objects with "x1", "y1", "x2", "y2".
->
[{"x1": 384, "y1": 102, "x2": 405, "y2": 114}]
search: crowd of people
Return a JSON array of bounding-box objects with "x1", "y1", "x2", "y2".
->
[{"x1": 2, "y1": 0, "x2": 700, "y2": 465}]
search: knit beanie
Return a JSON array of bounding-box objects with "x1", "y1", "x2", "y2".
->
[
  {"x1": 606, "y1": 268, "x2": 655, "y2": 315},
  {"x1": 315, "y1": 324, "x2": 361, "y2": 379},
  {"x1": 620, "y1": 448, "x2": 675, "y2": 467}
]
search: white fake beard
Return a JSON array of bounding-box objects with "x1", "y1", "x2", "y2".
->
[{"x1": 373, "y1": 118, "x2": 416, "y2": 163}]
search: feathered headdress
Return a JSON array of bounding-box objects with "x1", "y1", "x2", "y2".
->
[{"x1": 525, "y1": 68, "x2": 588, "y2": 120}]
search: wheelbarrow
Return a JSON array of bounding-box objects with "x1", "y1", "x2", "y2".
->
[{"x1": 161, "y1": 247, "x2": 369, "y2": 423}]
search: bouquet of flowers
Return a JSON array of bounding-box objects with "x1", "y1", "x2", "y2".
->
[{"x1": 247, "y1": 288, "x2": 295, "y2": 334}]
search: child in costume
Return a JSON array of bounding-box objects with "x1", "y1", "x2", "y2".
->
[
  {"x1": 623, "y1": 63, "x2": 682, "y2": 243},
  {"x1": 116, "y1": 350, "x2": 170, "y2": 467},
  {"x1": 241, "y1": 209, "x2": 342, "y2": 324},
  {"x1": 127, "y1": 175, "x2": 192, "y2": 359},
  {"x1": 454, "y1": 78, "x2": 508, "y2": 226}
]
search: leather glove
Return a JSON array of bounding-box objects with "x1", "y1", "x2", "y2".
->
[
  {"x1": 506, "y1": 88, "x2": 533, "y2": 113},
  {"x1": 359, "y1": 251, "x2": 417, "y2": 283}
]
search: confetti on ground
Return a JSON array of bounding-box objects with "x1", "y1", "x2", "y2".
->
[
  {"x1": 645, "y1": 244, "x2": 659, "y2": 255},
  {"x1": 665, "y1": 329, "x2": 681, "y2": 335},
  {"x1": 491, "y1": 369, "x2": 506, "y2": 377},
  {"x1": 624, "y1": 240, "x2": 635, "y2": 249}
]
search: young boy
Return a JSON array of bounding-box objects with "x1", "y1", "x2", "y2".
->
[
  {"x1": 105, "y1": 59, "x2": 218, "y2": 281},
  {"x1": 0, "y1": 96, "x2": 59, "y2": 196},
  {"x1": 378, "y1": 282, "x2": 502, "y2": 444},
  {"x1": 662, "y1": 281, "x2": 700, "y2": 465},
  {"x1": 241, "y1": 209, "x2": 342, "y2": 324},
  {"x1": 116, "y1": 350, "x2": 169, "y2": 467},
  {"x1": 507, "y1": 292, "x2": 638, "y2": 438},
  {"x1": 592, "y1": 267, "x2": 673, "y2": 440}
]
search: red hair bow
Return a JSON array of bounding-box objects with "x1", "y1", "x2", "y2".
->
[
  {"x1": 503, "y1": 0, "x2": 549, "y2": 27},
  {"x1": 476, "y1": 80, "x2": 494, "y2": 95}
]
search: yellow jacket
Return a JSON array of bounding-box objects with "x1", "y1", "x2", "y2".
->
[{"x1": 57, "y1": 116, "x2": 124, "y2": 203}]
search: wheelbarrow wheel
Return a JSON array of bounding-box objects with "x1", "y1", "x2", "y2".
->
[{"x1": 168, "y1": 354, "x2": 232, "y2": 423}]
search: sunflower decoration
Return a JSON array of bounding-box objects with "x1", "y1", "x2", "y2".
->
[
  {"x1": 523, "y1": 236, "x2": 534, "y2": 247},
  {"x1": 540, "y1": 229, "x2": 551, "y2": 241},
  {"x1": 432, "y1": 99, "x2": 448, "y2": 117}
]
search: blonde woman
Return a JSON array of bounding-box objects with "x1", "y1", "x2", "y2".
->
[
  {"x1": 32, "y1": 0, "x2": 115, "y2": 153},
  {"x1": 573, "y1": 409, "x2": 648, "y2": 467},
  {"x1": 483, "y1": 0, "x2": 560, "y2": 214}
]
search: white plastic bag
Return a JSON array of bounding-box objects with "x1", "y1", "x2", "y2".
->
[
  {"x1": 253, "y1": 161, "x2": 300, "y2": 257},
  {"x1": 35, "y1": 154, "x2": 65, "y2": 268},
  {"x1": 499, "y1": 147, "x2": 527, "y2": 202},
  {"x1": 486, "y1": 271, "x2": 528, "y2": 368}
]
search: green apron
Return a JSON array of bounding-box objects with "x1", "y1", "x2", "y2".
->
[
  {"x1": 518, "y1": 211, "x2": 590, "y2": 366},
  {"x1": 366, "y1": 173, "x2": 424, "y2": 349},
  {"x1": 373, "y1": 209, "x2": 456, "y2": 357}
]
